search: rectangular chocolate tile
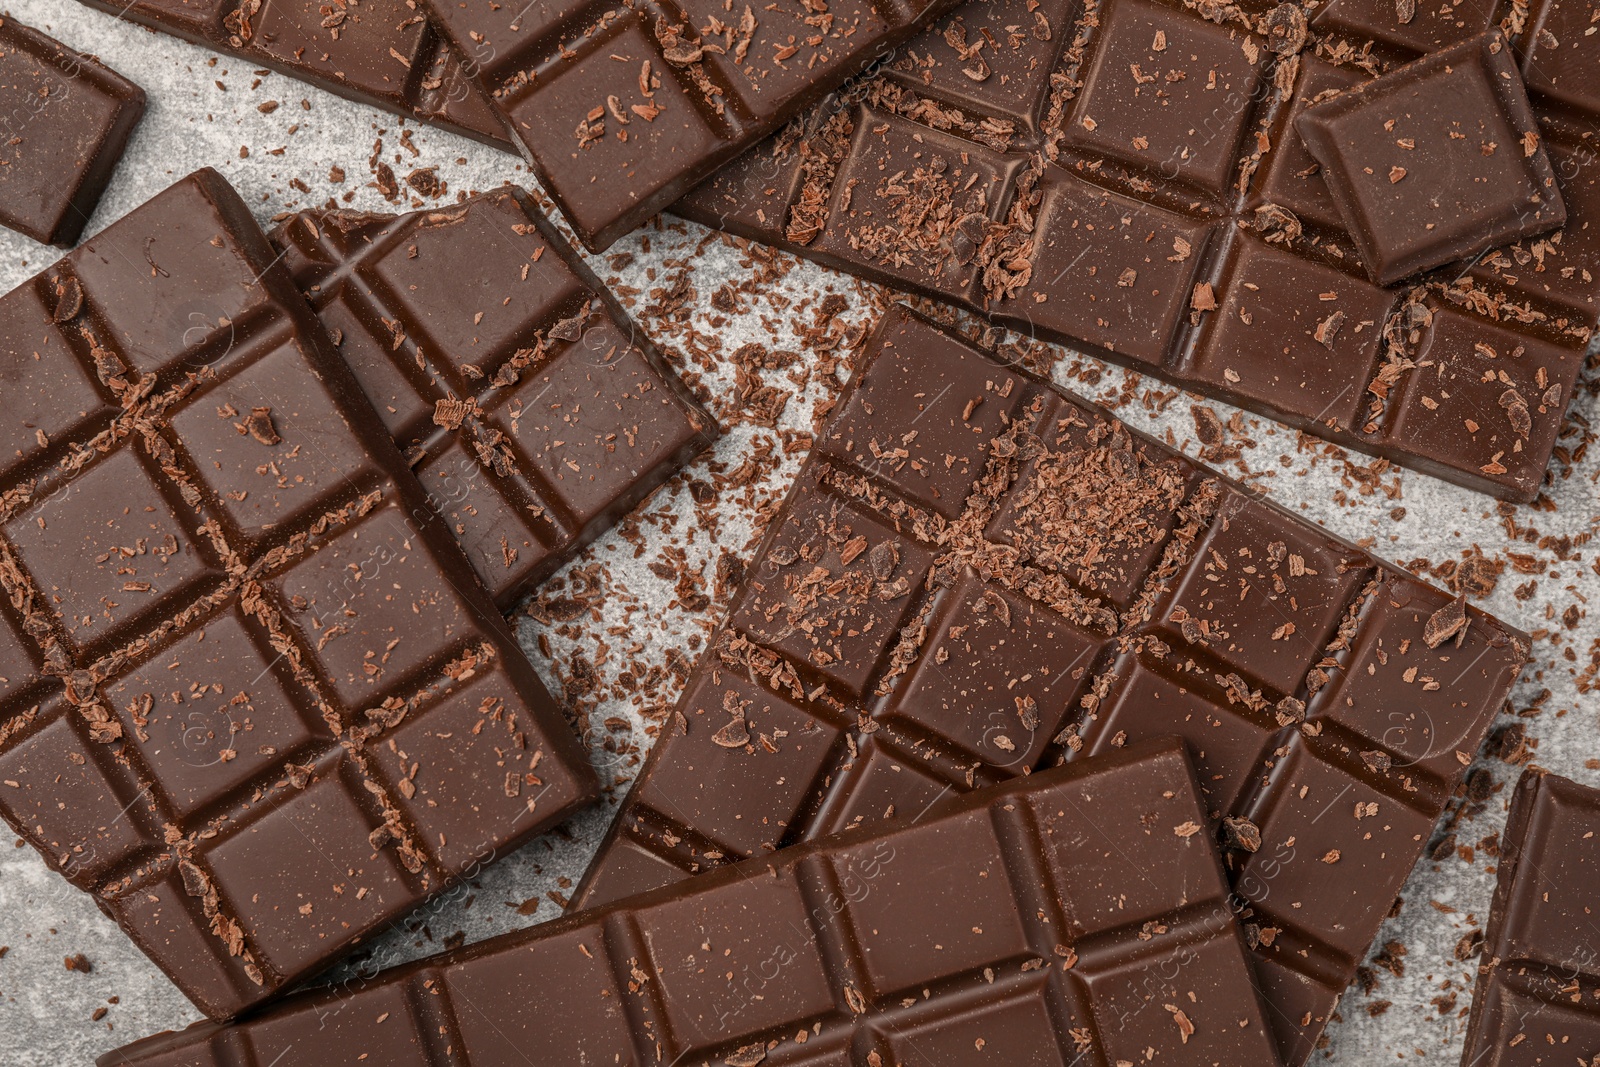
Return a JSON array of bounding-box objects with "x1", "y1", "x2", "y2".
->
[
  {"x1": 0, "y1": 16, "x2": 145, "y2": 246},
  {"x1": 423, "y1": 0, "x2": 966, "y2": 250},
  {"x1": 0, "y1": 169, "x2": 598, "y2": 1020},
  {"x1": 1294, "y1": 31, "x2": 1564, "y2": 286},
  {"x1": 571, "y1": 304, "x2": 1530, "y2": 1066},
  {"x1": 70, "y1": 0, "x2": 512, "y2": 149},
  {"x1": 101, "y1": 738, "x2": 1286, "y2": 1067},
  {"x1": 674, "y1": 0, "x2": 1598, "y2": 502},
  {"x1": 1460, "y1": 767, "x2": 1600, "y2": 1067},
  {"x1": 270, "y1": 188, "x2": 717, "y2": 610}
]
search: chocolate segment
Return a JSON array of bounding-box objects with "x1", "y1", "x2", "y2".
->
[
  {"x1": 571, "y1": 305, "x2": 1529, "y2": 1066},
  {"x1": 1295, "y1": 32, "x2": 1564, "y2": 285},
  {"x1": 0, "y1": 17, "x2": 145, "y2": 246},
  {"x1": 425, "y1": 0, "x2": 966, "y2": 250},
  {"x1": 0, "y1": 170, "x2": 598, "y2": 1020},
  {"x1": 271, "y1": 188, "x2": 717, "y2": 610},
  {"x1": 69, "y1": 0, "x2": 511, "y2": 149},
  {"x1": 1459, "y1": 767, "x2": 1600, "y2": 1067},
  {"x1": 674, "y1": 0, "x2": 1597, "y2": 502},
  {"x1": 100, "y1": 738, "x2": 1286, "y2": 1067}
]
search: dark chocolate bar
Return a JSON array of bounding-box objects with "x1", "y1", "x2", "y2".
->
[
  {"x1": 102, "y1": 738, "x2": 1287, "y2": 1067},
  {"x1": 0, "y1": 169, "x2": 598, "y2": 1020},
  {"x1": 424, "y1": 0, "x2": 966, "y2": 250},
  {"x1": 1294, "y1": 32, "x2": 1564, "y2": 286},
  {"x1": 1460, "y1": 767, "x2": 1600, "y2": 1067},
  {"x1": 0, "y1": 16, "x2": 145, "y2": 246},
  {"x1": 674, "y1": 0, "x2": 1598, "y2": 502},
  {"x1": 70, "y1": 0, "x2": 512, "y2": 149},
  {"x1": 271, "y1": 188, "x2": 717, "y2": 611},
  {"x1": 572, "y1": 304, "x2": 1529, "y2": 1066}
]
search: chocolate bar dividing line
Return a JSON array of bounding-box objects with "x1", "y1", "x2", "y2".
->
[
  {"x1": 0, "y1": 170, "x2": 598, "y2": 1020},
  {"x1": 102, "y1": 738, "x2": 1288, "y2": 1067},
  {"x1": 271, "y1": 187, "x2": 718, "y2": 611},
  {"x1": 675, "y1": 0, "x2": 1599, "y2": 502},
  {"x1": 572, "y1": 304, "x2": 1529, "y2": 1066},
  {"x1": 0, "y1": 16, "x2": 146, "y2": 247},
  {"x1": 1460, "y1": 768, "x2": 1600, "y2": 1066},
  {"x1": 70, "y1": 0, "x2": 513, "y2": 149},
  {"x1": 424, "y1": 0, "x2": 968, "y2": 251}
]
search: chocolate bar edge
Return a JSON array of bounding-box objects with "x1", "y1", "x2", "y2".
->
[{"x1": 97, "y1": 735, "x2": 1256, "y2": 1067}]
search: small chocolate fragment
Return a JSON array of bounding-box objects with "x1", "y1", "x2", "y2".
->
[
  {"x1": 1461, "y1": 768, "x2": 1600, "y2": 1065},
  {"x1": 70, "y1": 0, "x2": 510, "y2": 148},
  {"x1": 271, "y1": 188, "x2": 717, "y2": 610},
  {"x1": 674, "y1": 0, "x2": 1599, "y2": 502},
  {"x1": 424, "y1": 0, "x2": 966, "y2": 249},
  {"x1": 572, "y1": 305, "x2": 1529, "y2": 1067},
  {"x1": 99, "y1": 739, "x2": 1287, "y2": 1067},
  {"x1": 0, "y1": 17, "x2": 145, "y2": 246},
  {"x1": 0, "y1": 170, "x2": 598, "y2": 1020},
  {"x1": 1295, "y1": 32, "x2": 1564, "y2": 285}
]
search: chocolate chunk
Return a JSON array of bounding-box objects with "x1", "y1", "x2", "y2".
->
[
  {"x1": 0, "y1": 170, "x2": 598, "y2": 1020},
  {"x1": 425, "y1": 0, "x2": 965, "y2": 249},
  {"x1": 1461, "y1": 769, "x2": 1600, "y2": 1064},
  {"x1": 0, "y1": 17, "x2": 145, "y2": 246},
  {"x1": 101, "y1": 740, "x2": 1286, "y2": 1067},
  {"x1": 270, "y1": 188, "x2": 717, "y2": 610},
  {"x1": 1294, "y1": 32, "x2": 1564, "y2": 285},
  {"x1": 72, "y1": 0, "x2": 511, "y2": 149},
  {"x1": 572, "y1": 305, "x2": 1528, "y2": 1067},
  {"x1": 674, "y1": 0, "x2": 1598, "y2": 502}
]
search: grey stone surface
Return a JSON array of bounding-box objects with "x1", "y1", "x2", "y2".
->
[{"x1": 0, "y1": 2, "x2": 1594, "y2": 1063}]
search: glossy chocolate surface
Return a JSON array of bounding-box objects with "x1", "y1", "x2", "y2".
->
[
  {"x1": 70, "y1": 0, "x2": 511, "y2": 148},
  {"x1": 272, "y1": 188, "x2": 717, "y2": 610},
  {"x1": 572, "y1": 304, "x2": 1529, "y2": 1065},
  {"x1": 675, "y1": 0, "x2": 1598, "y2": 501},
  {"x1": 0, "y1": 170, "x2": 597, "y2": 1020},
  {"x1": 426, "y1": 0, "x2": 966, "y2": 250},
  {"x1": 101, "y1": 739, "x2": 1286, "y2": 1067},
  {"x1": 1295, "y1": 32, "x2": 1564, "y2": 286},
  {"x1": 0, "y1": 16, "x2": 145, "y2": 246},
  {"x1": 1460, "y1": 768, "x2": 1600, "y2": 1067}
]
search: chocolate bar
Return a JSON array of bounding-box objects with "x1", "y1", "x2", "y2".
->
[
  {"x1": 0, "y1": 170, "x2": 598, "y2": 1020},
  {"x1": 1460, "y1": 768, "x2": 1600, "y2": 1066},
  {"x1": 271, "y1": 188, "x2": 717, "y2": 611},
  {"x1": 424, "y1": 0, "x2": 965, "y2": 250},
  {"x1": 0, "y1": 16, "x2": 145, "y2": 246},
  {"x1": 674, "y1": 0, "x2": 1598, "y2": 502},
  {"x1": 1294, "y1": 32, "x2": 1564, "y2": 286},
  {"x1": 571, "y1": 305, "x2": 1529, "y2": 1065},
  {"x1": 101, "y1": 738, "x2": 1287, "y2": 1067},
  {"x1": 70, "y1": 0, "x2": 511, "y2": 149}
]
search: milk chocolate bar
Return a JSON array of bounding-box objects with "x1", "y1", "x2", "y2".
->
[
  {"x1": 1460, "y1": 768, "x2": 1600, "y2": 1067},
  {"x1": 271, "y1": 188, "x2": 717, "y2": 610},
  {"x1": 0, "y1": 170, "x2": 597, "y2": 1019},
  {"x1": 0, "y1": 16, "x2": 145, "y2": 245},
  {"x1": 425, "y1": 0, "x2": 966, "y2": 250},
  {"x1": 572, "y1": 304, "x2": 1529, "y2": 1065},
  {"x1": 71, "y1": 0, "x2": 511, "y2": 148},
  {"x1": 101, "y1": 738, "x2": 1286, "y2": 1067},
  {"x1": 675, "y1": 0, "x2": 1598, "y2": 501}
]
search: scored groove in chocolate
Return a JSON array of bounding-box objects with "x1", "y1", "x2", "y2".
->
[
  {"x1": 100, "y1": 739, "x2": 1286, "y2": 1067},
  {"x1": 69, "y1": 0, "x2": 512, "y2": 149},
  {"x1": 425, "y1": 0, "x2": 967, "y2": 250},
  {"x1": 571, "y1": 305, "x2": 1529, "y2": 1066},
  {"x1": 1460, "y1": 767, "x2": 1600, "y2": 1066},
  {"x1": 0, "y1": 170, "x2": 597, "y2": 1020},
  {"x1": 675, "y1": 0, "x2": 1598, "y2": 501},
  {"x1": 271, "y1": 187, "x2": 718, "y2": 610}
]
